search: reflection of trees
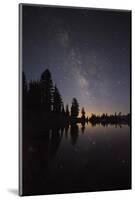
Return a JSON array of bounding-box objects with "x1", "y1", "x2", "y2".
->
[
  {"x1": 60, "y1": 127, "x2": 64, "y2": 137},
  {"x1": 65, "y1": 105, "x2": 70, "y2": 118},
  {"x1": 27, "y1": 128, "x2": 63, "y2": 166},
  {"x1": 70, "y1": 124, "x2": 79, "y2": 145},
  {"x1": 91, "y1": 121, "x2": 97, "y2": 127},
  {"x1": 49, "y1": 128, "x2": 63, "y2": 158},
  {"x1": 81, "y1": 124, "x2": 85, "y2": 134},
  {"x1": 23, "y1": 127, "x2": 63, "y2": 193},
  {"x1": 65, "y1": 124, "x2": 69, "y2": 138}
]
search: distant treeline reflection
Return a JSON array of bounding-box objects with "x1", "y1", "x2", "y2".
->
[
  {"x1": 26, "y1": 122, "x2": 128, "y2": 154},
  {"x1": 23, "y1": 69, "x2": 130, "y2": 127}
]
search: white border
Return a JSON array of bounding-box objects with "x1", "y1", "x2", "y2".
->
[{"x1": 0, "y1": 0, "x2": 134, "y2": 199}]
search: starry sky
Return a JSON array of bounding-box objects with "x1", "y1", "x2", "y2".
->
[{"x1": 22, "y1": 5, "x2": 131, "y2": 116}]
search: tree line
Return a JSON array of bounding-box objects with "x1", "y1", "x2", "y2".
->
[
  {"x1": 23, "y1": 69, "x2": 130, "y2": 125},
  {"x1": 90, "y1": 112, "x2": 130, "y2": 125},
  {"x1": 23, "y1": 69, "x2": 84, "y2": 122}
]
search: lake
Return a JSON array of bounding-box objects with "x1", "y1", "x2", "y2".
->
[{"x1": 22, "y1": 123, "x2": 131, "y2": 195}]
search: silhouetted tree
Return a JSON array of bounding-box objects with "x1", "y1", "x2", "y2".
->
[
  {"x1": 22, "y1": 71, "x2": 28, "y2": 108},
  {"x1": 53, "y1": 85, "x2": 62, "y2": 114},
  {"x1": 126, "y1": 113, "x2": 130, "y2": 125},
  {"x1": 23, "y1": 71, "x2": 27, "y2": 93},
  {"x1": 86, "y1": 116, "x2": 89, "y2": 123},
  {"x1": 90, "y1": 113, "x2": 96, "y2": 121},
  {"x1": 81, "y1": 107, "x2": 86, "y2": 121},
  {"x1": 71, "y1": 98, "x2": 79, "y2": 119},
  {"x1": 101, "y1": 113, "x2": 106, "y2": 120},
  {"x1": 28, "y1": 80, "x2": 41, "y2": 109},
  {"x1": 89, "y1": 111, "x2": 131, "y2": 126},
  {"x1": 61, "y1": 104, "x2": 66, "y2": 116},
  {"x1": 40, "y1": 69, "x2": 53, "y2": 113},
  {"x1": 65, "y1": 104, "x2": 70, "y2": 118},
  {"x1": 118, "y1": 112, "x2": 121, "y2": 116}
]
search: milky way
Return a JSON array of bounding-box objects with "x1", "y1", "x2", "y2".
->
[{"x1": 22, "y1": 5, "x2": 131, "y2": 116}]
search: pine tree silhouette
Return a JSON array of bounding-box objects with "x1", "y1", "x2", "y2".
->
[
  {"x1": 28, "y1": 80, "x2": 41, "y2": 109},
  {"x1": 22, "y1": 71, "x2": 28, "y2": 109},
  {"x1": 61, "y1": 104, "x2": 66, "y2": 116},
  {"x1": 40, "y1": 69, "x2": 53, "y2": 113},
  {"x1": 53, "y1": 85, "x2": 62, "y2": 114},
  {"x1": 65, "y1": 104, "x2": 70, "y2": 118},
  {"x1": 71, "y1": 98, "x2": 79, "y2": 119},
  {"x1": 81, "y1": 107, "x2": 86, "y2": 121}
]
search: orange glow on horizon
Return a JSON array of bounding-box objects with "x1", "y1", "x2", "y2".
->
[{"x1": 78, "y1": 107, "x2": 129, "y2": 118}]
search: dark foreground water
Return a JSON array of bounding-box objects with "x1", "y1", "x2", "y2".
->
[{"x1": 22, "y1": 123, "x2": 131, "y2": 195}]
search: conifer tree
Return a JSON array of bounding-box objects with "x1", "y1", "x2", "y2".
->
[
  {"x1": 71, "y1": 98, "x2": 79, "y2": 119},
  {"x1": 40, "y1": 69, "x2": 53, "y2": 112},
  {"x1": 53, "y1": 85, "x2": 62, "y2": 114}
]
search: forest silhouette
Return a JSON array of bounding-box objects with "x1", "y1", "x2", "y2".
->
[
  {"x1": 23, "y1": 69, "x2": 130, "y2": 129},
  {"x1": 22, "y1": 69, "x2": 131, "y2": 195}
]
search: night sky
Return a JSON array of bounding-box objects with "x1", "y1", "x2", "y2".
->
[{"x1": 22, "y1": 5, "x2": 131, "y2": 116}]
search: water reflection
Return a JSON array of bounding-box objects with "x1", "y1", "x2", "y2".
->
[
  {"x1": 65, "y1": 124, "x2": 69, "y2": 138},
  {"x1": 81, "y1": 124, "x2": 85, "y2": 134},
  {"x1": 23, "y1": 122, "x2": 131, "y2": 195},
  {"x1": 70, "y1": 124, "x2": 79, "y2": 145},
  {"x1": 25, "y1": 122, "x2": 130, "y2": 163},
  {"x1": 50, "y1": 127, "x2": 62, "y2": 158}
]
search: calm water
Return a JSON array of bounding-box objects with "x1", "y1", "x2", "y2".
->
[{"x1": 23, "y1": 123, "x2": 131, "y2": 195}]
